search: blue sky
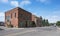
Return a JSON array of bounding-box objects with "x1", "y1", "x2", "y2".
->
[{"x1": 0, "y1": 0, "x2": 60, "y2": 23}]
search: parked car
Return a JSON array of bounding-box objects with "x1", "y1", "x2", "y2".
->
[{"x1": 0, "y1": 22, "x2": 4, "y2": 26}]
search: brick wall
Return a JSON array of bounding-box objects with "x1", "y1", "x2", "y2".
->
[{"x1": 5, "y1": 8, "x2": 18, "y2": 27}]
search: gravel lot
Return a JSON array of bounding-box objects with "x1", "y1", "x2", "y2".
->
[{"x1": 0, "y1": 26, "x2": 60, "y2": 36}]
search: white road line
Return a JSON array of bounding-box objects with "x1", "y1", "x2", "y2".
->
[
  {"x1": 6, "y1": 28, "x2": 24, "y2": 30},
  {"x1": 5, "y1": 30, "x2": 36, "y2": 36}
]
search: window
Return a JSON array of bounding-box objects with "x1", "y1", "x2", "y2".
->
[
  {"x1": 19, "y1": 14, "x2": 23, "y2": 18},
  {"x1": 11, "y1": 14, "x2": 12, "y2": 18},
  {"x1": 6, "y1": 16, "x2": 11, "y2": 22},
  {"x1": 14, "y1": 13, "x2": 16, "y2": 18},
  {"x1": 25, "y1": 16, "x2": 29, "y2": 20},
  {"x1": 6, "y1": 16, "x2": 10, "y2": 20},
  {"x1": 19, "y1": 21, "x2": 25, "y2": 27}
]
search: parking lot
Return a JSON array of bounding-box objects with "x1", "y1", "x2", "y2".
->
[{"x1": 0, "y1": 26, "x2": 60, "y2": 36}]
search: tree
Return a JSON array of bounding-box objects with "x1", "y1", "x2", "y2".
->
[
  {"x1": 42, "y1": 19, "x2": 50, "y2": 26},
  {"x1": 42, "y1": 19, "x2": 46, "y2": 26},
  {"x1": 45, "y1": 19, "x2": 50, "y2": 26},
  {"x1": 56, "y1": 21, "x2": 60, "y2": 26}
]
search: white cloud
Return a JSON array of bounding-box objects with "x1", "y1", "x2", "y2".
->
[
  {"x1": 45, "y1": 15, "x2": 60, "y2": 23},
  {"x1": 11, "y1": 1, "x2": 19, "y2": 7},
  {"x1": 0, "y1": 12, "x2": 5, "y2": 22},
  {"x1": 42, "y1": 10, "x2": 60, "y2": 23},
  {"x1": 52, "y1": 10, "x2": 60, "y2": 14},
  {"x1": 44, "y1": 10, "x2": 60, "y2": 23},
  {"x1": 38, "y1": 0, "x2": 48, "y2": 2},
  {"x1": 0, "y1": 12, "x2": 4, "y2": 17},
  {"x1": 20, "y1": 0, "x2": 31, "y2": 7},
  {"x1": 0, "y1": 0, "x2": 8, "y2": 3},
  {"x1": 36, "y1": 0, "x2": 51, "y2": 4}
]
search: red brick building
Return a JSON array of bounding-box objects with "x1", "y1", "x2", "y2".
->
[
  {"x1": 5, "y1": 7, "x2": 42, "y2": 28},
  {"x1": 5, "y1": 7, "x2": 32, "y2": 28}
]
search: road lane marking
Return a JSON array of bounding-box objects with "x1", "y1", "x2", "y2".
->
[
  {"x1": 5, "y1": 30, "x2": 36, "y2": 36},
  {"x1": 4, "y1": 28, "x2": 25, "y2": 31}
]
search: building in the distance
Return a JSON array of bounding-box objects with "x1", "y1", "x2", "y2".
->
[
  {"x1": 32, "y1": 15, "x2": 42, "y2": 27},
  {"x1": 5, "y1": 7, "x2": 43, "y2": 28}
]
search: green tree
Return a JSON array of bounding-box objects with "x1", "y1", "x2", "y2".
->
[
  {"x1": 42, "y1": 19, "x2": 46, "y2": 26},
  {"x1": 42, "y1": 19, "x2": 50, "y2": 26},
  {"x1": 45, "y1": 19, "x2": 49, "y2": 26},
  {"x1": 56, "y1": 21, "x2": 60, "y2": 26}
]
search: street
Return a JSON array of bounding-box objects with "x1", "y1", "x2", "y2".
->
[{"x1": 0, "y1": 26, "x2": 60, "y2": 36}]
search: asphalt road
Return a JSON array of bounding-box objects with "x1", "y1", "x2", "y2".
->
[{"x1": 0, "y1": 26, "x2": 60, "y2": 36}]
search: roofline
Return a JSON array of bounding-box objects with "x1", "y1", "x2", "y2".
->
[
  {"x1": 5, "y1": 7, "x2": 19, "y2": 13},
  {"x1": 5, "y1": 7, "x2": 32, "y2": 14}
]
